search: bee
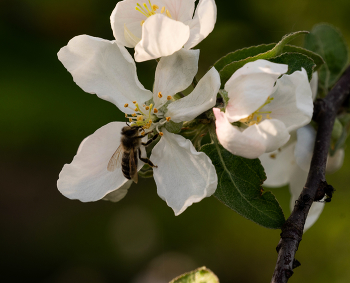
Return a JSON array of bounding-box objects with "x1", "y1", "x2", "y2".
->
[{"x1": 107, "y1": 125, "x2": 158, "y2": 183}]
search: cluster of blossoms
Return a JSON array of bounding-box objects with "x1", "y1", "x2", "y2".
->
[
  {"x1": 57, "y1": 0, "x2": 341, "y2": 227},
  {"x1": 58, "y1": 0, "x2": 219, "y2": 215}
]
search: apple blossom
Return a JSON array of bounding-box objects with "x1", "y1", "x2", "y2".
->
[
  {"x1": 213, "y1": 59, "x2": 314, "y2": 159},
  {"x1": 57, "y1": 35, "x2": 220, "y2": 215},
  {"x1": 111, "y1": 0, "x2": 217, "y2": 62},
  {"x1": 260, "y1": 124, "x2": 344, "y2": 232}
]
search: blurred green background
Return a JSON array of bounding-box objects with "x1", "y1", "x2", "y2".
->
[{"x1": 1, "y1": 0, "x2": 350, "y2": 282}]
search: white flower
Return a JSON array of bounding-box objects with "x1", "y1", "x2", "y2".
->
[
  {"x1": 213, "y1": 59, "x2": 314, "y2": 159},
  {"x1": 57, "y1": 35, "x2": 220, "y2": 215},
  {"x1": 111, "y1": 0, "x2": 217, "y2": 62},
  {"x1": 260, "y1": 124, "x2": 344, "y2": 232}
]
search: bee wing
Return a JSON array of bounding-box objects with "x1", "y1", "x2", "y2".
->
[
  {"x1": 107, "y1": 145, "x2": 123, "y2": 172},
  {"x1": 129, "y1": 147, "x2": 138, "y2": 184}
]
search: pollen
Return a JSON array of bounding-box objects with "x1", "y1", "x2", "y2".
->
[
  {"x1": 167, "y1": 95, "x2": 172, "y2": 100},
  {"x1": 166, "y1": 9, "x2": 172, "y2": 18},
  {"x1": 133, "y1": 101, "x2": 137, "y2": 104},
  {"x1": 125, "y1": 113, "x2": 128, "y2": 118},
  {"x1": 158, "y1": 92, "x2": 163, "y2": 98},
  {"x1": 124, "y1": 103, "x2": 129, "y2": 107},
  {"x1": 129, "y1": 118, "x2": 133, "y2": 122},
  {"x1": 137, "y1": 115, "x2": 144, "y2": 121},
  {"x1": 141, "y1": 131, "x2": 146, "y2": 136},
  {"x1": 159, "y1": 132, "x2": 164, "y2": 136},
  {"x1": 161, "y1": 6, "x2": 165, "y2": 13},
  {"x1": 132, "y1": 113, "x2": 136, "y2": 117},
  {"x1": 154, "y1": 108, "x2": 158, "y2": 113},
  {"x1": 145, "y1": 106, "x2": 150, "y2": 110},
  {"x1": 166, "y1": 117, "x2": 171, "y2": 121},
  {"x1": 135, "y1": 108, "x2": 138, "y2": 111}
]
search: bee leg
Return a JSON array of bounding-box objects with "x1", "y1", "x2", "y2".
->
[
  {"x1": 138, "y1": 148, "x2": 158, "y2": 168},
  {"x1": 141, "y1": 133, "x2": 159, "y2": 146}
]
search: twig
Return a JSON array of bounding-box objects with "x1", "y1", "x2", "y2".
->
[{"x1": 271, "y1": 65, "x2": 350, "y2": 283}]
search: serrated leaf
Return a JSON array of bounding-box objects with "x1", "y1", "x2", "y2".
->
[
  {"x1": 269, "y1": 52, "x2": 316, "y2": 80},
  {"x1": 201, "y1": 143, "x2": 285, "y2": 229},
  {"x1": 169, "y1": 267, "x2": 219, "y2": 283},
  {"x1": 214, "y1": 43, "x2": 274, "y2": 73},
  {"x1": 305, "y1": 23, "x2": 349, "y2": 93},
  {"x1": 283, "y1": 45, "x2": 324, "y2": 71},
  {"x1": 214, "y1": 31, "x2": 308, "y2": 85}
]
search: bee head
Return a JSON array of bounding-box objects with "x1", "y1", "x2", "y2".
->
[{"x1": 121, "y1": 125, "x2": 141, "y2": 137}]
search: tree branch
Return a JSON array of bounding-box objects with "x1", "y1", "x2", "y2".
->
[{"x1": 271, "y1": 66, "x2": 350, "y2": 283}]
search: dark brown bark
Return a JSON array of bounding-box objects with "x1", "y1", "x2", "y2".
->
[{"x1": 271, "y1": 66, "x2": 350, "y2": 283}]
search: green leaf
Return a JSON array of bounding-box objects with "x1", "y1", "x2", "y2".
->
[
  {"x1": 214, "y1": 31, "x2": 308, "y2": 85},
  {"x1": 330, "y1": 113, "x2": 350, "y2": 155},
  {"x1": 164, "y1": 120, "x2": 183, "y2": 134},
  {"x1": 169, "y1": 267, "x2": 219, "y2": 283},
  {"x1": 269, "y1": 52, "x2": 316, "y2": 80},
  {"x1": 283, "y1": 45, "x2": 324, "y2": 71},
  {"x1": 305, "y1": 23, "x2": 349, "y2": 93},
  {"x1": 201, "y1": 143, "x2": 285, "y2": 229}
]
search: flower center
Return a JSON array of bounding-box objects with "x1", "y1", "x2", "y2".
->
[
  {"x1": 135, "y1": 0, "x2": 172, "y2": 25},
  {"x1": 124, "y1": 101, "x2": 157, "y2": 129},
  {"x1": 239, "y1": 97, "x2": 274, "y2": 126}
]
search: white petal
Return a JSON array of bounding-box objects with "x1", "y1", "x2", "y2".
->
[
  {"x1": 263, "y1": 69, "x2": 314, "y2": 132},
  {"x1": 326, "y1": 148, "x2": 345, "y2": 173},
  {"x1": 246, "y1": 119, "x2": 290, "y2": 153},
  {"x1": 134, "y1": 14, "x2": 190, "y2": 62},
  {"x1": 58, "y1": 35, "x2": 152, "y2": 112},
  {"x1": 150, "y1": 129, "x2": 217, "y2": 215},
  {"x1": 110, "y1": 0, "x2": 145, "y2": 47},
  {"x1": 289, "y1": 165, "x2": 324, "y2": 232},
  {"x1": 294, "y1": 125, "x2": 316, "y2": 172},
  {"x1": 162, "y1": 0, "x2": 195, "y2": 22},
  {"x1": 259, "y1": 142, "x2": 295, "y2": 187},
  {"x1": 57, "y1": 122, "x2": 144, "y2": 202},
  {"x1": 225, "y1": 60, "x2": 288, "y2": 122},
  {"x1": 310, "y1": 72, "x2": 318, "y2": 101},
  {"x1": 103, "y1": 180, "x2": 133, "y2": 202},
  {"x1": 153, "y1": 49, "x2": 200, "y2": 108},
  {"x1": 124, "y1": 24, "x2": 141, "y2": 47},
  {"x1": 213, "y1": 108, "x2": 266, "y2": 159},
  {"x1": 184, "y1": 0, "x2": 217, "y2": 49},
  {"x1": 165, "y1": 67, "x2": 220, "y2": 122}
]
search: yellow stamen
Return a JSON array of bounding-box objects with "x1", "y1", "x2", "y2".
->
[
  {"x1": 154, "y1": 108, "x2": 158, "y2": 113},
  {"x1": 159, "y1": 132, "x2": 164, "y2": 136},
  {"x1": 133, "y1": 101, "x2": 137, "y2": 104},
  {"x1": 140, "y1": 20, "x2": 145, "y2": 26},
  {"x1": 257, "y1": 115, "x2": 262, "y2": 123},
  {"x1": 167, "y1": 95, "x2": 172, "y2": 101},
  {"x1": 141, "y1": 131, "x2": 146, "y2": 136},
  {"x1": 135, "y1": 7, "x2": 149, "y2": 17},
  {"x1": 145, "y1": 106, "x2": 150, "y2": 110},
  {"x1": 158, "y1": 92, "x2": 162, "y2": 98},
  {"x1": 166, "y1": 10, "x2": 172, "y2": 18},
  {"x1": 124, "y1": 103, "x2": 129, "y2": 107},
  {"x1": 166, "y1": 117, "x2": 171, "y2": 122},
  {"x1": 129, "y1": 118, "x2": 133, "y2": 122},
  {"x1": 135, "y1": 108, "x2": 138, "y2": 111},
  {"x1": 137, "y1": 115, "x2": 144, "y2": 121},
  {"x1": 125, "y1": 113, "x2": 128, "y2": 118},
  {"x1": 152, "y1": 4, "x2": 159, "y2": 11},
  {"x1": 143, "y1": 3, "x2": 153, "y2": 15},
  {"x1": 160, "y1": 6, "x2": 165, "y2": 13},
  {"x1": 132, "y1": 113, "x2": 136, "y2": 117},
  {"x1": 266, "y1": 114, "x2": 271, "y2": 119}
]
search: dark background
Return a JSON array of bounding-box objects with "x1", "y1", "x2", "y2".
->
[{"x1": 1, "y1": 0, "x2": 350, "y2": 282}]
